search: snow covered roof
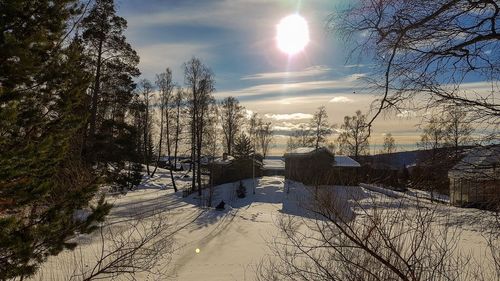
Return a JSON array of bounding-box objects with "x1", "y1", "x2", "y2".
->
[
  {"x1": 285, "y1": 147, "x2": 334, "y2": 157},
  {"x1": 333, "y1": 156, "x2": 361, "y2": 168},
  {"x1": 213, "y1": 155, "x2": 235, "y2": 165},
  {"x1": 284, "y1": 147, "x2": 360, "y2": 168},
  {"x1": 449, "y1": 146, "x2": 500, "y2": 180},
  {"x1": 263, "y1": 158, "x2": 285, "y2": 170}
]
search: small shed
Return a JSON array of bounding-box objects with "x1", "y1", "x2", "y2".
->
[
  {"x1": 284, "y1": 147, "x2": 361, "y2": 186},
  {"x1": 448, "y1": 146, "x2": 499, "y2": 208},
  {"x1": 209, "y1": 155, "x2": 263, "y2": 185}
]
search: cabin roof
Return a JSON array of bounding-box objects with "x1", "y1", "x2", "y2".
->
[
  {"x1": 284, "y1": 147, "x2": 335, "y2": 157},
  {"x1": 284, "y1": 147, "x2": 361, "y2": 168},
  {"x1": 333, "y1": 155, "x2": 361, "y2": 167},
  {"x1": 449, "y1": 146, "x2": 500, "y2": 179}
]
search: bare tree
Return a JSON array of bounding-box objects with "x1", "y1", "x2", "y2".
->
[
  {"x1": 68, "y1": 215, "x2": 173, "y2": 281},
  {"x1": 256, "y1": 120, "x2": 274, "y2": 158},
  {"x1": 381, "y1": 133, "x2": 396, "y2": 154},
  {"x1": 203, "y1": 106, "x2": 221, "y2": 207},
  {"x1": 248, "y1": 112, "x2": 259, "y2": 149},
  {"x1": 286, "y1": 124, "x2": 314, "y2": 151},
  {"x1": 170, "y1": 87, "x2": 186, "y2": 192},
  {"x1": 331, "y1": 0, "x2": 500, "y2": 137},
  {"x1": 443, "y1": 106, "x2": 474, "y2": 157},
  {"x1": 417, "y1": 116, "x2": 453, "y2": 201},
  {"x1": 249, "y1": 113, "x2": 274, "y2": 157},
  {"x1": 337, "y1": 110, "x2": 370, "y2": 158},
  {"x1": 184, "y1": 57, "x2": 215, "y2": 195},
  {"x1": 152, "y1": 68, "x2": 175, "y2": 178},
  {"x1": 310, "y1": 106, "x2": 332, "y2": 150},
  {"x1": 258, "y1": 184, "x2": 499, "y2": 281},
  {"x1": 418, "y1": 116, "x2": 447, "y2": 153},
  {"x1": 139, "y1": 79, "x2": 154, "y2": 175},
  {"x1": 220, "y1": 96, "x2": 245, "y2": 155}
]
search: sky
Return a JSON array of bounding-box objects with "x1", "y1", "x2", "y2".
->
[{"x1": 115, "y1": 0, "x2": 489, "y2": 155}]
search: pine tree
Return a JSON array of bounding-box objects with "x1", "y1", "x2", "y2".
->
[
  {"x1": 0, "y1": 1, "x2": 110, "y2": 278},
  {"x1": 233, "y1": 134, "x2": 254, "y2": 159},
  {"x1": 78, "y1": 0, "x2": 141, "y2": 193},
  {"x1": 80, "y1": 0, "x2": 140, "y2": 163}
]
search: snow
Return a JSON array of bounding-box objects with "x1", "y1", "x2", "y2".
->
[
  {"x1": 213, "y1": 155, "x2": 235, "y2": 165},
  {"x1": 32, "y1": 168, "x2": 497, "y2": 280},
  {"x1": 449, "y1": 146, "x2": 500, "y2": 179},
  {"x1": 360, "y1": 183, "x2": 450, "y2": 203},
  {"x1": 262, "y1": 157, "x2": 285, "y2": 170},
  {"x1": 286, "y1": 147, "x2": 317, "y2": 155},
  {"x1": 333, "y1": 155, "x2": 361, "y2": 167}
]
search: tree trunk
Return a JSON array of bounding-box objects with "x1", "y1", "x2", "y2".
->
[
  {"x1": 191, "y1": 104, "x2": 196, "y2": 193},
  {"x1": 88, "y1": 37, "x2": 103, "y2": 162},
  {"x1": 197, "y1": 111, "x2": 203, "y2": 196},
  {"x1": 172, "y1": 104, "x2": 180, "y2": 192},
  {"x1": 165, "y1": 107, "x2": 178, "y2": 192},
  {"x1": 151, "y1": 104, "x2": 163, "y2": 178},
  {"x1": 144, "y1": 104, "x2": 150, "y2": 176}
]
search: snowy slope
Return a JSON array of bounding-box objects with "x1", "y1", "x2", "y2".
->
[{"x1": 32, "y1": 168, "x2": 498, "y2": 280}]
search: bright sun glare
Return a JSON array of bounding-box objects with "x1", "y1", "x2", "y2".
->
[{"x1": 276, "y1": 14, "x2": 310, "y2": 55}]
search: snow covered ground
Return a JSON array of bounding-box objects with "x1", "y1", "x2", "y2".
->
[{"x1": 32, "y1": 168, "x2": 498, "y2": 280}]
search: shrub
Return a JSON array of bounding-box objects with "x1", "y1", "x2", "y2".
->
[{"x1": 237, "y1": 181, "x2": 246, "y2": 198}]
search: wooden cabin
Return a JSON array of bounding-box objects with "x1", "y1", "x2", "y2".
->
[
  {"x1": 209, "y1": 154, "x2": 263, "y2": 185},
  {"x1": 284, "y1": 147, "x2": 361, "y2": 186}
]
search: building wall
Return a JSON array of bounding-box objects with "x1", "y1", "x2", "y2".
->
[
  {"x1": 285, "y1": 153, "x2": 360, "y2": 186},
  {"x1": 450, "y1": 176, "x2": 499, "y2": 209},
  {"x1": 210, "y1": 159, "x2": 263, "y2": 185}
]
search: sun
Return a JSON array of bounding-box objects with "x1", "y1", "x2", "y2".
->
[{"x1": 276, "y1": 14, "x2": 310, "y2": 55}]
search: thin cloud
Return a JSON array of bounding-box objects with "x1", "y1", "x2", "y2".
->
[
  {"x1": 329, "y1": 96, "x2": 354, "y2": 103},
  {"x1": 344, "y1": 64, "x2": 366, "y2": 68},
  {"x1": 217, "y1": 73, "x2": 367, "y2": 98},
  {"x1": 265, "y1": 113, "x2": 313, "y2": 120},
  {"x1": 125, "y1": 0, "x2": 283, "y2": 32},
  {"x1": 242, "y1": 65, "x2": 331, "y2": 80}
]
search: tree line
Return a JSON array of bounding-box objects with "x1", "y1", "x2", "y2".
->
[
  {"x1": 0, "y1": 0, "x2": 275, "y2": 278},
  {"x1": 287, "y1": 105, "x2": 474, "y2": 160}
]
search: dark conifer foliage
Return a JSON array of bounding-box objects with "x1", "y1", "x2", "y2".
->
[
  {"x1": 0, "y1": 1, "x2": 111, "y2": 279},
  {"x1": 80, "y1": 0, "x2": 142, "y2": 189},
  {"x1": 80, "y1": 0, "x2": 140, "y2": 165},
  {"x1": 233, "y1": 134, "x2": 254, "y2": 160}
]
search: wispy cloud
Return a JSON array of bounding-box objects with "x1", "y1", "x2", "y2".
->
[
  {"x1": 264, "y1": 113, "x2": 313, "y2": 120},
  {"x1": 217, "y1": 73, "x2": 367, "y2": 99},
  {"x1": 344, "y1": 64, "x2": 366, "y2": 68},
  {"x1": 329, "y1": 96, "x2": 354, "y2": 103},
  {"x1": 125, "y1": 0, "x2": 284, "y2": 32},
  {"x1": 241, "y1": 65, "x2": 331, "y2": 80}
]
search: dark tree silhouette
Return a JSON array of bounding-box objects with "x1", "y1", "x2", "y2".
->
[
  {"x1": 337, "y1": 110, "x2": 370, "y2": 158},
  {"x1": 0, "y1": 1, "x2": 111, "y2": 278},
  {"x1": 220, "y1": 96, "x2": 245, "y2": 155}
]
